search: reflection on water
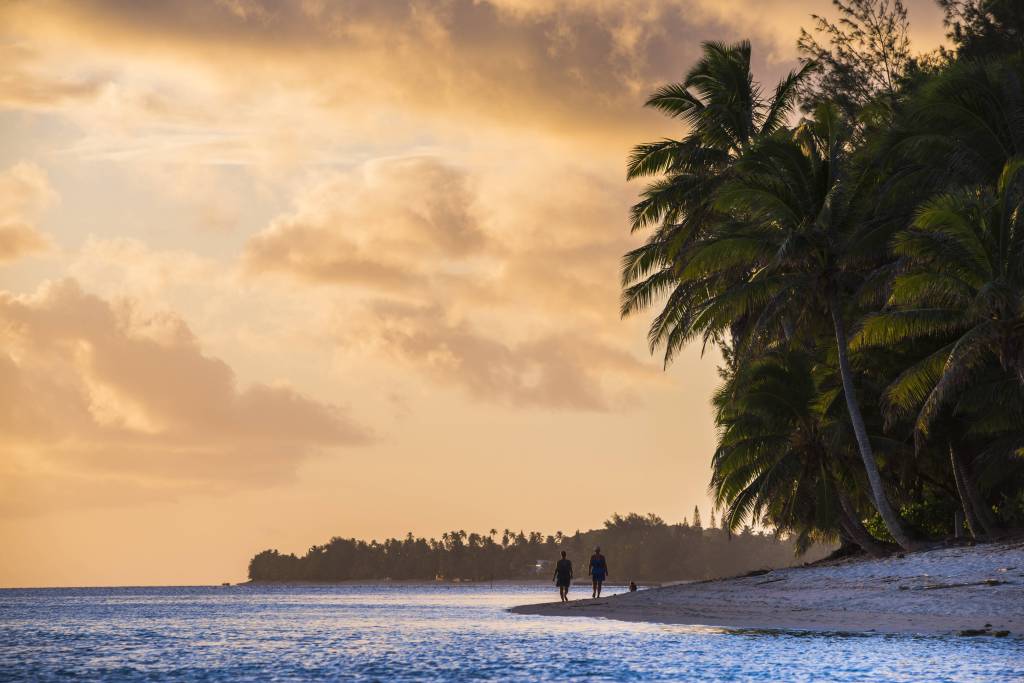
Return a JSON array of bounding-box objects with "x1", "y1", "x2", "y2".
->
[{"x1": 0, "y1": 584, "x2": 1020, "y2": 681}]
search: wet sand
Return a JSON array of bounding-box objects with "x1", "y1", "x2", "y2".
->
[{"x1": 510, "y1": 542, "x2": 1024, "y2": 635}]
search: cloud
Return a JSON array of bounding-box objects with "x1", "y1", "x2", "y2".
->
[
  {"x1": 242, "y1": 152, "x2": 630, "y2": 308},
  {"x1": 363, "y1": 300, "x2": 653, "y2": 411},
  {"x1": 0, "y1": 162, "x2": 56, "y2": 264},
  {"x1": 0, "y1": 0, "x2": 798, "y2": 583},
  {"x1": 0, "y1": 42, "x2": 106, "y2": 110},
  {"x1": 243, "y1": 156, "x2": 485, "y2": 289},
  {"x1": 238, "y1": 152, "x2": 657, "y2": 410},
  {"x1": 0, "y1": 0, "x2": 949, "y2": 173},
  {"x1": 0, "y1": 0, "x2": 768, "y2": 164},
  {"x1": 0, "y1": 279, "x2": 370, "y2": 488}
]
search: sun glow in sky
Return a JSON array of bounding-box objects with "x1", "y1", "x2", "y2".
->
[{"x1": 0, "y1": 0, "x2": 946, "y2": 587}]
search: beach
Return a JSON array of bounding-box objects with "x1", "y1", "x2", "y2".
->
[{"x1": 511, "y1": 542, "x2": 1024, "y2": 636}]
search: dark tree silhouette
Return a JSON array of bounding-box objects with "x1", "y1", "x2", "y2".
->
[
  {"x1": 797, "y1": 0, "x2": 912, "y2": 115},
  {"x1": 939, "y1": 0, "x2": 1024, "y2": 58},
  {"x1": 248, "y1": 513, "x2": 822, "y2": 583},
  {"x1": 621, "y1": 7, "x2": 1024, "y2": 555}
]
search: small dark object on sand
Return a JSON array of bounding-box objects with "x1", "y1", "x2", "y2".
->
[
  {"x1": 994, "y1": 630, "x2": 1011, "y2": 637},
  {"x1": 958, "y1": 629, "x2": 990, "y2": 636}
]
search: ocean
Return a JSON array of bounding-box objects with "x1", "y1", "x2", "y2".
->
[{"x1": 1, "y1": 584, "x2": 1020, "y2": 681}]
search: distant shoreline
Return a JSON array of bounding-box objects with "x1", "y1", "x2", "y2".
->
[
  {"x1": 241, "y1": 579, "x2": 656, "y2": 588},
  {"x1": 0, "y1": 581, "x2": 651, "y2": 589},
  {"x1": 510, "y1": 542, "x2": 1024, "y2": 636},
  {"x1": 0, "y1": 579, "x2": 657, "y2": 590}
]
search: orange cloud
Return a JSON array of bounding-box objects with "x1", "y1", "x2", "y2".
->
[
  {"x1": 241, "y1": 153, "x2": 654, "y2": 410},
  {"x1": 0, "y1": 0, "x2": 775, "y2": 160},
  {"x1": 363, "y1": 300, "x2": 652, "y2": 411},
  {"x1": 0, "y1": 42, "x2": 106, "y2": 110},
  {"x1": 0, "y1": 279, "x2": 370, "y2": 490},
  {"x1": 0, "y1": 162, "x2": 55, "y2": 264},
  {"x1": 243, "y1": 157, "x2": 485, "y2": 289},
  {"x1": 0, "y1": 0, "x2": 824, "y2": 585},
  {"x1": 0, "y1": 0, "x2": 948, "y2": 174}
]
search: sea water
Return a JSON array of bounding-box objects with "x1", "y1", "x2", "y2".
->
[{"x1": 0, "y1": 584, "x2": 1020, "y2": 681}]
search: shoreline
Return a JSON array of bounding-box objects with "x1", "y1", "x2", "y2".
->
[
  {"x1": 241, "y1": 579, "x2": 653, "y2": 587},
  {"x1": 0, "y1": 578, "x2": 657, "y2": 591},
  {"x1": 510, "y1": 542, "x2": 1024, "y2": 636}
]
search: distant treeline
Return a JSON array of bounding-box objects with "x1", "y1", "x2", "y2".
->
[{"x1": 248, "y1": 512, "x2": 827, "y2": 582}]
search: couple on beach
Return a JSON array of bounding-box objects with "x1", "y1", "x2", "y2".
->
[{"x1": 552, "y1": 547, "x2": 608, "y2": 602}]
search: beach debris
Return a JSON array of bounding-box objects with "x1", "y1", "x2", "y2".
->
[
  {"x1": 755, "y1": 577, "x2": 786, "y2": 586},
  {"x1": 742, "y1": 569, "x2": 771, "y2": 578},
  {"x1": 957, "y1": 626, "x2": 1011, "y2": 637},
  {"x1": 919, "y1": 579, "x2": 1006, "y2": 590}
]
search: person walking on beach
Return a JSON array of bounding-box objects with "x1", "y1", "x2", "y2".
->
[
  {"x1": 589, "y1": 547, "x2": 608, "y2": 599},
  {"x1": 553, "y1": 551, "x2": 573, "y2": 602}
]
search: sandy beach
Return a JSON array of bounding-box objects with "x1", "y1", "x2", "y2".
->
[{"x1": 511, "y1": 542, "x2": 1024, "y2": 636}]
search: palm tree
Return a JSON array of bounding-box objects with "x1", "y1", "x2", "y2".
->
[
  {"x1": 625, "y1": 31, "x2": 1024, "y2": 552},
  {"x1": 622, "y1": 40, "x2": 814, "y2": 365},
  {"x1": 853, "y1": 158, "x2": 1024, "y2": 534},
  {"x1": 744, "y1": 106, "x2": 922, "y2": 548},
  {"x1": 884, "y1": 55, "x2": 1024, "y2": 199},
  {"x1": 623, "y1": 38, "x2": 919, "y2": 548},
  {"x1": 633, "y1": 102, "x2": 917, "y2": 548},
  {"x1": 712, "y1": 349, "x2": 889, "y2": 555}
]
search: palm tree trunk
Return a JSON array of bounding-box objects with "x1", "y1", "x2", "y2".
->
[
  {"x1": 949, "y1": 439, "x2": 984, "y2": 537},
  {"x1": 829, "y1": 293, "x2": 917, "y2": 551},
  {"x1": 835, "y1": 487, "x2": 890, "y2": 557},
  {"x1": 782, "y1": 318, "x2": 795, "y2": 342},
  {"x1": 949, "y1": 440, "x2": 999, "y2": 538}
]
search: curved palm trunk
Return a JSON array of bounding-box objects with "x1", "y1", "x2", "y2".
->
[
  {"x1": 829, "y1": 294, "x2": 917, "y2": 551},
  {"x1": 949, "y1": 440, "x2": 984, "y2": 537},
  {"x1": 835, "y1": 487, "x2": 890, "y2": 557},
  {"x1": 949, "y1": 440, "x2": 999, "y2": 538}
]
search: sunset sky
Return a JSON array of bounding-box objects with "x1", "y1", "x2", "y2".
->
[{"x1": 0, "y1": 0, "x2": 947, "y2": 587}]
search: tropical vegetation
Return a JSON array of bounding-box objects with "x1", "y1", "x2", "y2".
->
[
  {"x1": 248, "y1": 513, "x2": 821, "y2": 582},
  {"x1": 624, "y1": 0, "x2": 1024, "y2": 555}
]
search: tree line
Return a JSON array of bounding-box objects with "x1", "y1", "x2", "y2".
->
[
  {"x1": 624, "y1": 0, "x2": 1023, "y2": 555},
  {"x1": 248, "y1": 512, "x2": 823, "y2": 582}
]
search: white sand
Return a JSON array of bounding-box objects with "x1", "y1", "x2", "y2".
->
[{"x1": 510, "y1": 542, "x2": 1024, "y2": 635}]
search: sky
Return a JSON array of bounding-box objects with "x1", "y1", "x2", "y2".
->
[{"x1": 0, "y1": 0, "x2": 948, "y2": 587}]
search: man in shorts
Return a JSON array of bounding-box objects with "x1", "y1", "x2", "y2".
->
[
  {"x1": 589, "y1": 546, "x2": 608, "y2": 598},
  {"x1": 553, "y1": 551, "x2": 573, "y2": 602}
]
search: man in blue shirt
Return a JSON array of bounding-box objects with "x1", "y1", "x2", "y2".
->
[{"x1": 588, "y1": 547, "x2": 608, "y2": 598}]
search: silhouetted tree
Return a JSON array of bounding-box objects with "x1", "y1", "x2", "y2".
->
[
  {"x1": 797, "y1": 0, "x2": 911, "y2": 116},
  {"x1": 939, "y1": 0, "x2": 1024, "y2": 59},
  {"x1": 621, "y1": 6, "x2": 1024, "y2": 554},
  {"x1": 247, "y1": 513, "x2": 821, "y2": 583}
]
